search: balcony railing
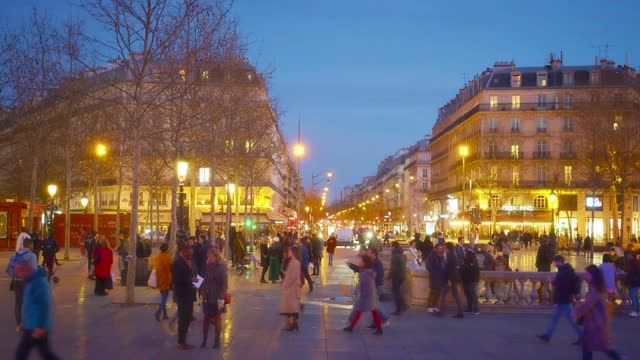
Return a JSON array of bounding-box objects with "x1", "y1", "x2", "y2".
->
[
  {"x1": 560, "y1": 152, "x2": 577, "y2": 159},
  {"x1": 536, "y1": 127, "x2": 547, "y2": 133},
  {"x1": 510, "y1": 127, "x2": 520, "y2": 133},
  {"x1": 484, "y1": 151, "x2": 524, "y2": 160},
  {"x1": 483, "y1": 102, "x2": 577, "y2": 112},
  {"x1": 533, "y1": 151, "x2": 550, "y2": 159}
]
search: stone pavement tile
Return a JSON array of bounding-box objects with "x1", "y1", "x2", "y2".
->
[{"x1": 325, "y1": 351, "x2": 370, "y2": 360}]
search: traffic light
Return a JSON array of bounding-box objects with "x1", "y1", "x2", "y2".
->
[{"x1": 245, "y1": 219, "x2": 253, "y2": 227}]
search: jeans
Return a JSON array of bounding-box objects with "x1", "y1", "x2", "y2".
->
[
  {"x1": 462, "y1": 281, "x2": 479, "y2": 313},
  {"x1": 630, "y1": 287, "x2": 639, "y2": 313},
  {"x1": 14, "y1": 280, "x2": 25, "y2": 325},
  {"x1": 328, "y1": 253, "x2": 334, "y2": 266},
  {"x1": 312, "y1": 257, "x2": 320, "y2": 275},
  {"x1": 376, "y1": 285, "x2": 389, "y2": 321},
  {"x1": 302, "y1": 267, "x2": 313, "y2": 291},
  {"x1": 427, "y1": 288, "x2": 441, "y2": 309},
  {"x1": 157, "y1": 290, "x2": 169, "y2": 317},
  {"x1": 16, "y1": 330, "x2": 60, "y2": 360},
  {"x1": 545, "y1": 303, "x2": 582, "y2": 339},
  {"x1": 177, "y1": 300, "x2": 194, "y2": 345},
  {"x1": 439, "y1": 282, "x2": 464, "y2": 315}
]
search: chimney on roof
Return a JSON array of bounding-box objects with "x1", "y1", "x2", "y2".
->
[
  {"x1": 549, "y1": 53, "x2": 562, "y2": 70},
  {"x1": 600, "y1": 58, "x2": 615, "y2": 69}
]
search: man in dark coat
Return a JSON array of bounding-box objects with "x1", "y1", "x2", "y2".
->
[
  {"x1": 536, "y1": 239, "x2": 555, "y2": 272},
  {"x1": 390, "y1": 241, "x2": 407, "y2": 314},
  {"x1": 537, "y1": 255, "x2": 582, "y2": 344},
  {"x1": 426, "y1": 243, "x2": 445, "y2": 312},
  {"x1": 310, "y1": 234, "x2": 323, "y2": 276},
  {"x1": 435, "y1": 242, "x2": 464, "y2": 318},
  {"x1": 173, "y1": 245, "x2": 197, "y2": 350}
]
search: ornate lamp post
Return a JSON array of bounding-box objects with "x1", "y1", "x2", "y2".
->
[
  {"x1": 80, "y1": 194, "x2": 89, "y2": 213},
  {"x1": 549, "y1": 192, "x2": 558, "y2": 236},
  {"x1": 293, "y1": 143, "x2": 305, "y2": 239},
  {"x1": 45, "y1": 184, "x2": 58, "y2": 237},
  {"x1": 177, "y1": 160, "x2": 189, "y2": 244}
]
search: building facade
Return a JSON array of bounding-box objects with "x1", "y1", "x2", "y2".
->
[{"x1": 430, "y1": 56, "x2": 640, "y2": 244}]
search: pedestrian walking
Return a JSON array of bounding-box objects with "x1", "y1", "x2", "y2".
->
[
  {"x1": 390, "y1": 241, "x2": 407, "y2": 314},
  {"x1": 426, "y1": 243, "x2": 445, "y2": 313},
  {"x1": 537, "y1": 255, "x2": 582, "y2": 344},
  {"x1": 31, "y1": 231, "x2": 41, "y2": 263},
  {"x1": 434, "y1": 242, "x2": 464, "y2": 318},
  {"x1": 599, "y1": 254, "x2": 618, "y2": 303},
  {"x1": 343, "y1": 255, "x2": 383, "y2": 335},
  {"x1": 536, "y1": 239, "x2": 554, "y2": 272},
  {"x1": 311, "y1": 234, "x2": 323, "y2": 276},
  {"x1": 115, "y1": 231, "x2": 128, "y2": 280},
  {"x1": 173, "y1": 244, "x2": 197, "y2": 350},
  {"x1": 625, "y1": 251, "x2": 640, "y2": 317},
  {"x1": 6, "y1": 237, "x2": 38, "y2": 329},
  {"x1": 201, "y1": 248, "x2": 228, "y2": 349},
  {"x1": 85, "y1": 231, "x2": 97, "y2": 279},
  {"x1": 15, "y1": 228, "x2": 31, "y2": 252},
  {"x1": 154, "y1": 243, "x2": 173, "y2": 321},
  {"x1": 233, "y1": 232, "x2": 247, "y2": 274},
  {"x1": 93, "y1": 237, "x2": 113, "y2": 296},
  {"x1": 325, "y1": 234, "x2": 337, "y2": 266},
  {"x1": 280, "y1": 246, "x2": 301, "y2": 331},
  {"x1": 574, "y1": 265, "x2": 628, "y2": 360},
  {"x1": 268, "y1": 237, "x2": 282, "y2": 284},
  {"x1": 576, "y1": 234, "x2": 583, "y2": 256},
  {"x1": 368, "y1": 248, "x2": 390, "y2": 323},
  {"x1": 14, "y1": 258, "x2": 60, "y2": 360},
  {"x1": 41, "y1": 235, "x2": 59, "y2": 282},
  {"x1": 461, "y1": 247, "x2": 480, "y2": 315},
  {"x1": 259, "y1": 236, "x2": 270, "y2": 283},
  {"x1": 300, "y1": 237, "x2": 313, "y2": 292}
]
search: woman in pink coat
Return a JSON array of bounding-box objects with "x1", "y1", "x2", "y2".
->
[
  {"x1": 280, "y1": 246, "x2": 301, "y2": 331},
  {"x1": 574, "y1": 265, "x2": 626, "y2": 360}
]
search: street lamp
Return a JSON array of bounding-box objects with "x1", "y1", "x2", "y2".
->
[
  {"x1": 549, "y1": 192, "x2": 558, "y2": 236},
  {"x1": 80, "y1": 193, "x2": 89, "y2": 213},
  {"x1": 93, "y1": 142, "x2": 108, "y2": 232},
  {"x1": 293, "y1": 143, "x2": 305, "y2": 239},
  {"x1": 45, "y1": 184, "x2": 58, "y2": 236},
  {"x1": 176, "y1": 160, "x2": 189, "y2": 243},
  {"x1": 459, "y1": 145, "x2": 469, "y2": 240}
]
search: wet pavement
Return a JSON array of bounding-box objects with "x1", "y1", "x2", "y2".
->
[{"x1": 0, "y1": 247, "x2": 637, "y2": 360}]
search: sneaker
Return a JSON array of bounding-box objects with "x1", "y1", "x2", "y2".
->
[
  {"x1": 452, "y1": 314, "x2": 464, "y2": 319},
  {"x1": 628, "y1": 311, "x2": 638, "y2": 318},
  {"x1": 537, "y1": 334, "x2": 550, "y2": 343},
  {"x1": 427, "y1": 307, "x2": 434, "y2": 313},
  {"x1": 473, "y1": 312, "x2": 480, "y2": 315}
]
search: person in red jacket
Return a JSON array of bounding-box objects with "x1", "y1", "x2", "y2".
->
[
  {"x1": 93, "y1": 237, "x2": 114, "y2": 296},
  {"x1": 325, "y1": 234, "x2": 338, "y2": 266}
]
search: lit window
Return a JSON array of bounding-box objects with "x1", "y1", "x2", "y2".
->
[
  {"x1": 178, "y1": 69, "x2": 186, "y2": 81},
  {"x1": 614, "y1": 115, "x2": 622, "y2": 130},
  {"x1": 512, "y1": 95, "x2": 520, "y2": 109},
  {"x1": 245, "y1": 139, "x2": 256, "y2": 152},
  {"x1": 201, "y1": 70, "x2": 209, "y2": 80},
  {"x1": 199, "y1": 167, "x2": 210, "y2": 185},
  {"x1": 511, "y1": 73, "x2": 521, "y2": 87},
  {"x1": 511, "y1": 144, "x2": 520, "y2": 159},
  {"x1": 512, "y1": 167, "x2": 519, "y2": 186},
  {"x1": 537, "y1": 140, "x2": 548, "y2": 156},
  {"x1": 490, "y1": 166, "x2": 497, "y2": 181},
  {"x1": 534, "y1": 195, "x2": 548, "y2": 208},
  {"x1": 490, "y1": 195, "x2": 500, "y2": 209},
  {"x1": 564, "y1": 166, "x2": 572, "y2": 186},
  {"x1": 489, "y1": 96, "x2": 498, "y2": 109},
  {"x1": 537, "y1": 73, "x2": 547, "y2": 87},
  {"x1": 225, "y1": 140, "x2": 234, "y2": 152}
]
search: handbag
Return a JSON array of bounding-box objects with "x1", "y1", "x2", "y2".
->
[
  {"x1": 147, "y1": 269, "x2": 157, "y2": 288},
  {"x1": 224, "y1": 291, "x2": 232, "y2": 305}
]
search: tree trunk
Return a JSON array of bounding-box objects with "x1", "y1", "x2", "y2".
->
[
  {"x1": 209, "y1": 156, "x2": 216, "y2": 242},
  {"x1": 611, "y1": 185, "x2": 619, "y2": 243},
  {"x1": 115, "y1": 143, "x2": 124, "y2": 235},
  {"x1": 27, "y1": 155, "x2": 39, "y2": 233},
  {"x1": 64, "y1": 142, "x2": 71, "y2": 260},
  {"x1": 190, "y1": 167, "x2": 196, "y2": 234},
  {"x1": 126, "y1": 128, "x2": 141, "y2": 304}
]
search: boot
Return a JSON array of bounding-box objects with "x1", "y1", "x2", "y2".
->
[
  {"x1": 213, "y1": 337, "x2": 220, "y2": 349},
  {"x1": 154, "y1": 309, "x2": 161, "y2": 322},
  {"x1": 374, "y1": 327, "x2": 383, "y2": 335},
  {"x1": 200, "y1": 338, "x2": 207, "y2": 348},
  {"x1": 163, "y1": 309, "x2": 168, "y2": 320}
]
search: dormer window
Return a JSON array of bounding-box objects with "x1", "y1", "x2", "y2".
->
[
  {"x1": 511, "y1": 73, "x2": 521, "y2": 87},
  {"x1": 537, "y1": 72, "x2": 548, "y2": 87},
  {"x1": 563, "y1": 72, "x2": 574, "y2": 86}
]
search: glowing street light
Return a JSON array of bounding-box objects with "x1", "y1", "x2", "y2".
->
[
  {"x1": 47, "y1": 184, "x2": 58, "y2": 198},
  {"x1": 95, "y1": 143, "x2": 108, "y2": 158},
  {"x1": 80, "y1": 193, "x2": 89, "y2": 209},
  {"x1": 293, "y1": 143, "x2": 305, "y2": 158}
]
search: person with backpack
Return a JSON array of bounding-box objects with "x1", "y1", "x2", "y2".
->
[
  {"x1": 6, "y1": 237, "x2": 38, "y2": 328},
  {"x1": 41, "y1": 235, "x2": 59, "y2": 282},
  {"x1": 625, "y1": 251, "x2": 640, "y2": 317},
  {"x1": 537, "y1": 255, "x2": 582, "y2": 345}
]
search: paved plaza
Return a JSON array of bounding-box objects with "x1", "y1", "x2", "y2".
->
[{"x1": 0, "y1": 247, "x2": 637, "y2": 360}]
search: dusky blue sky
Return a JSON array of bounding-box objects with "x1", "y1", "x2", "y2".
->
[{"x1": 2, "y1": 0, "x2": 640, "y2": 202}]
